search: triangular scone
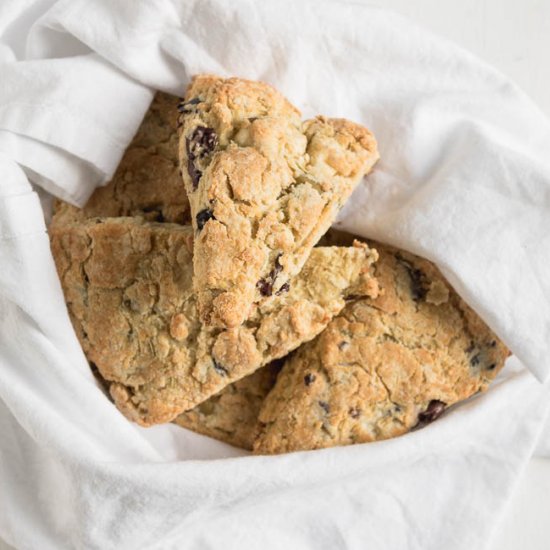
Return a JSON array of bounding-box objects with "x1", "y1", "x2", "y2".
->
[
  {"x1": 253, "y1": 242, "x2": 509, "y2": 454},
  {"x1": 174, "y1": 362, "x2": 281, "y2": 450},
  {"x1": 177, "y1": 75, "x2": 379, "y2": 329},
  {"x1": 52, "y1": 92, "x2": 190, "y2": 229},
  {"x1": 50, "y1": 218, "x2": 378, "y2": 426}
]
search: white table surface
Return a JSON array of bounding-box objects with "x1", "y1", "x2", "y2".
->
[{"x1": 1, "y1": 1, "x2": 549, "y2": 549}]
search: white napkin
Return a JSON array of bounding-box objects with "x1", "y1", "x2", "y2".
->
[
  {"x1": 0, "y1": 0, "x2": 154, "y2": 205},
  {"x1": 0, "y1": 1, "x2": 549, "y2": 549}
]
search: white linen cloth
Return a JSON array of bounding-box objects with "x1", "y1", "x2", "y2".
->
[{"x1": 0, "y1": 1, "x2": 549, "y2": 548}]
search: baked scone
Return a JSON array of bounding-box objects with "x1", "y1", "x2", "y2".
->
[
  {"x1": 253, "y1": 242, "x2": 509, "y2": 454},
  {"x1": 52, "y1": 92, "x2": 190, "y2": 227},
  {"x1": 50, "y1": 218, "x2": 379, "y2": 425},
  {"x1": 177, "y1": 75, "x2": 379, "y2": 329},
  {"x1": 175, "y1": 229, "x2": 359, "y2": 448},
  {"x1": 174, "y1": 362, "x2": 281, "y2": 450}
]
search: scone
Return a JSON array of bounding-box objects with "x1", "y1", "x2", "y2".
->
[
  {"x1": 174, "y1": 362, "x2": 281, "y2": 450},
  {"x1": 50, "y1": 218, "x2": 379, "y2": 425},
  {"x1": 52, "y1": 92, "x2": 190, "y2": 227},
  {"x1": 177, "y1": 75, "x2": 379, "y2": 329},
  {"x1": 253, "y1": 242, "x2": 509, "y2": 454}
]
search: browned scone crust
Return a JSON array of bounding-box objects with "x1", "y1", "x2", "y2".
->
[
  {"x1": 51, "y1": 92, "x2": 190, "y2": 227},
  {"x1": 177, "y1": 75, "x2": 379, "y2": 329},
  {"x1": 174, "y1": 362, "x2": 281, "y2": 450},
  {"x1": 253, "y1": 242, "x2": 509, "y2": 454},
  {"x1": 50, "y1": 218, "x2": 379, "y2": 425}
]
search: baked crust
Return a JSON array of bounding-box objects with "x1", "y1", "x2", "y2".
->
[
  {"x1": 50, "y1": 218, "x2": 379, "y2": 425},
  {"x1": 174, "y1": 362, "x2": 281, "y2": 450},
  {"x1": 254, "y1": 240, "x2": 509, "y2": 454},
  {"x1": 178, "y1": 75, "x2": 379, "y2": 329}
]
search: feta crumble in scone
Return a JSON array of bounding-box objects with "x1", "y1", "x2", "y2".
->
[
  {"x1": 253, "y1": 241, "x2": 509, "y2": 454},
  {"x1": 177, "y1": 75, "x2": 379, "y2": 329},
  {"x1": 50, "y1": 218, "x2": 379, "y2": 425}
]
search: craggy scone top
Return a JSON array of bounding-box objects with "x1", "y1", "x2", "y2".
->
[
  {"x1": 253, "y1": 242, "x2": 509, "y2": 454},
  {"x1": 178, "y1": 75, "x2": 379, "y2": 329},
  {"x1": 50, "y1": 217, "x2": 379, "y2": 425}
]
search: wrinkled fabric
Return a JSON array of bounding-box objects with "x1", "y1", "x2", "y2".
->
[{"x1": 0, "y1": 1, "x2": 549, "y2": 549}]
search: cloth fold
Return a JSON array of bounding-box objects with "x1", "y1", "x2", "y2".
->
[
  {"x1": 1, "y1": 5, "x2": 154, "y2": 205},
  {"x1": 0, "y1": 1, "x2": 549, "y2": 549}
]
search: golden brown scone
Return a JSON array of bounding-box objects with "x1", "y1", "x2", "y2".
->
[
  {"x1": 52, "y1": 92, "x2": 189, "y2": 227},
  {"x1": 253, "y1": 241, "x2": 509, "y2": 454},
  {"x1": 50, "y1": 218, "x2": 379, "y2": 426},
  {"x1": 174, "y1": 362, "x2": 281, "y2": 450},
  {"x1": 177, "y1": 75, "x2": 379, "y2": 329}
]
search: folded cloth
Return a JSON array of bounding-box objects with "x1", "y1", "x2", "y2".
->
[
  {"x1": 0, "y1": 0, "x2": 153, "y2": 205},
  {"x1": 0, "y1": 1, "x2": 549, "y2": 549}
]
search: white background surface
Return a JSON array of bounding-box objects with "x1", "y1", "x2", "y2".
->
[{"x1": 1, "y1": 1, "x2": 549, "y2": 548}]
